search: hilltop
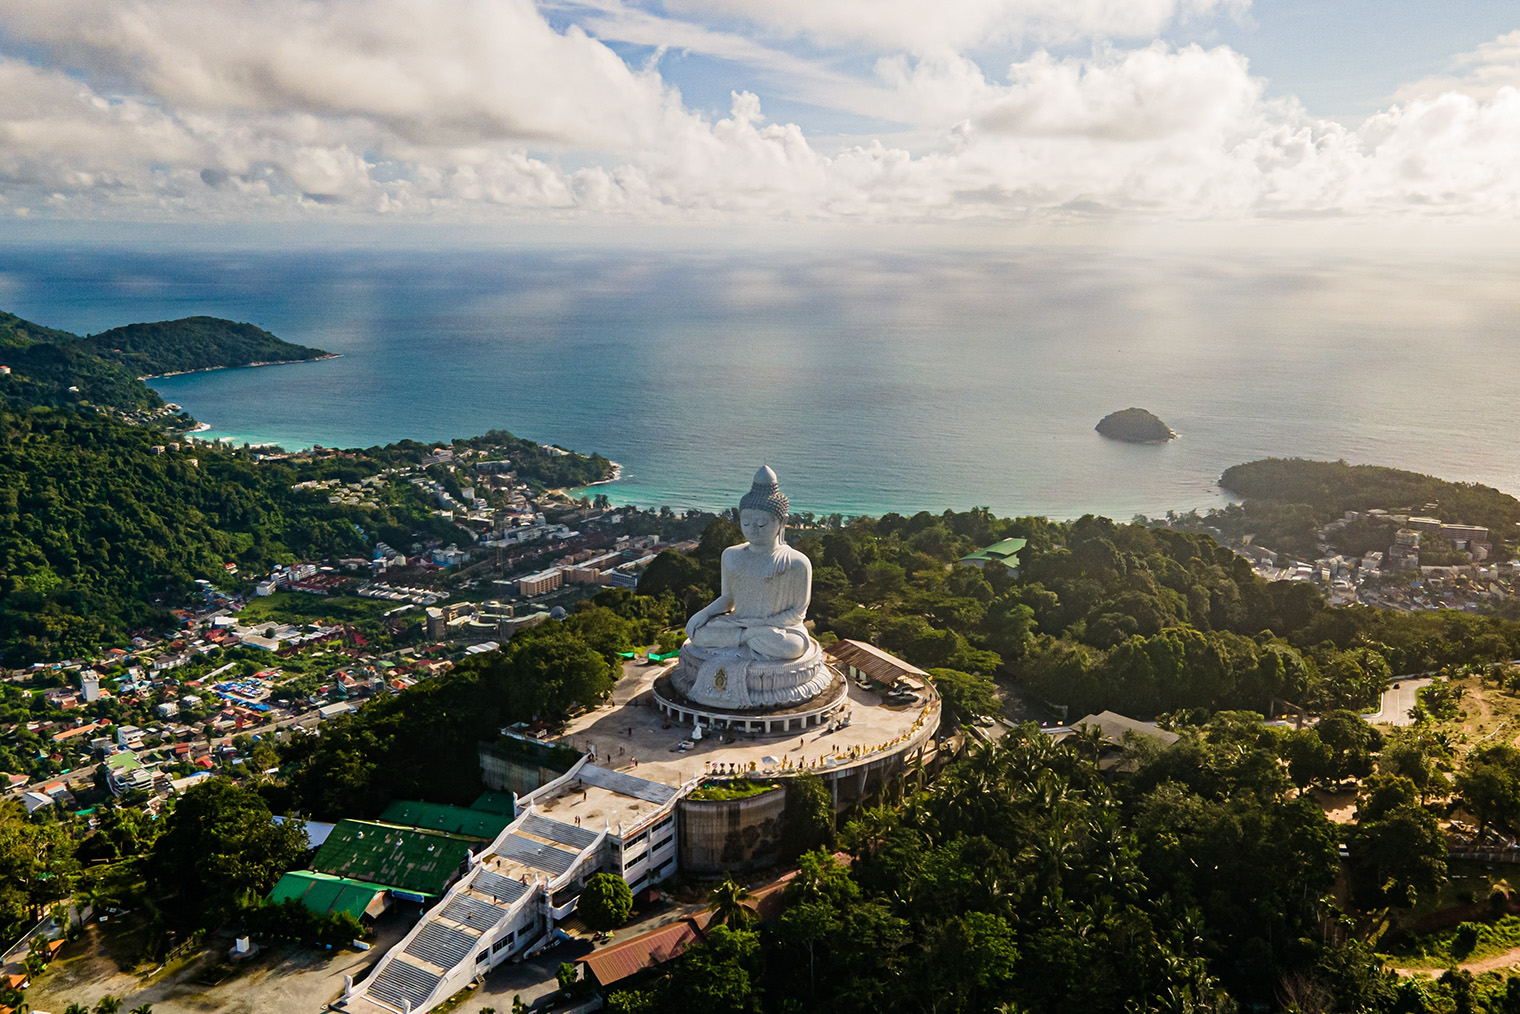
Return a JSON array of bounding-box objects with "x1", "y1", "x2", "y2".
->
[
  {"x1": 79, "y1": 316, "x2": 330, "y2": 378},
  {"x1": 0, "y1": 310, "x2": 328, "y2": 414}
]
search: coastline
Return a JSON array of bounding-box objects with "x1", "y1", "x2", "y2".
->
[
  {"x1": 579, "y1": 461, "x2": 625, "y2": 488},
  {"x1": 139, "y1": 352, "x2": 340, "y2": 381}
]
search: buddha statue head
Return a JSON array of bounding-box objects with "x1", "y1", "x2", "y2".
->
[{"x1": 738, "y1": 465, "x2": 789, "y2": 550}]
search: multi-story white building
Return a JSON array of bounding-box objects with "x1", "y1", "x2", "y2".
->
[{"x1": 342, "y1": 758, "x2": 684, "y2": 1014}]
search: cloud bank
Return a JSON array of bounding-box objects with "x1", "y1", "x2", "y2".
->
[{"x1": 0, "y1": 0, "x2": 1518, "y2": 227}]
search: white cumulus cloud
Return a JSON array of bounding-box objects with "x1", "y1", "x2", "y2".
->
[{"x1": 0, "y1": 0, "x2": 1516, "y2": 230}]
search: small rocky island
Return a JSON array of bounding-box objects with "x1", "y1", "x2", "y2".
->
[{"x1": 1096, "y1": 407, "x2": 1176, "y2": 443}]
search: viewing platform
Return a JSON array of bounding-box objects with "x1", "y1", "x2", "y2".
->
[{"x1": 558, "y1": 660, "x2": 939, "y2": 791}]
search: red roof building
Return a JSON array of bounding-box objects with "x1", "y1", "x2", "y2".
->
[
  {"x1": 51, "y1": 722, "x2": 103, "y2": 743},
  {"x1": 582, "y1": 854, "x2": 854, "y2": 988},
  {"x1": 582, "y1": 914, "x2": 713, "y2": 988}
]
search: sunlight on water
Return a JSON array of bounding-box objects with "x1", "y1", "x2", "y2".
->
[{"x1": 3, "y1": 244, "x2": 1518, "y2": 520}]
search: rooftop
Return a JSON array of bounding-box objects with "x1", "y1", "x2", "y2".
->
[
  {"x1": 470, "y1": 790, "x2": 517, "y2": 816},
  {"x1": 960, "y1": 537, "x2": 1027, "y2": 567},
  {"x1": 529, "y1": 764, "x2": 675, "y2": 837},
  {"x1": 1068, "y1": 711, "x2": 1180, "y2": 748},
  {"x1": 268, "y1": 870, "x2": 385, "y2": 920},
  {"x1": 824, "y1": 639, "x2": 927, "y2": 684},
  {"x1": 583, "y1": 913, "x2": 713, "y2": 987},
  {"x1": 311, "y1": 819, "x2": 476, "y2": 897},
  {"x1": 378, "y1": 800, "x2": 515, "y2": 841}
]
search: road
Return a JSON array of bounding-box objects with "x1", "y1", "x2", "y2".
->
[
  {"x1": 1363, "y1": 677, "x2": 1434, "y2": 726},
  {"x1": 1393, "y1": 943, "x2": 1520, "y2": 977}
]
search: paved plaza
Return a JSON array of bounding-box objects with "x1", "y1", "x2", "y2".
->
[{"x1": 554, "y1": 660, "x2": 937, "y2": 792}]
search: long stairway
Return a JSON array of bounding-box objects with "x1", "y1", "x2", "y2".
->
[
  {"x1": 366, "y1": 958, "x2": 442, "y2": 1012},
  {"x1": 345, "y1": 806, "x2": 607, "y2": 1014}
]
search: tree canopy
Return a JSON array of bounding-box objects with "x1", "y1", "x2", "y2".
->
[
  {"x1": 634, "y1": 510, "x2": 1520, "y2": 720},
  {"x1": 578, "y1": 872, "x2": 634, "y2": 932},
  {"x1": 147, "y1": 778, "x2": 308, "y2": 929},
  {"x1": 279, "y1": 612, "x2": 619, "y2": 819}
]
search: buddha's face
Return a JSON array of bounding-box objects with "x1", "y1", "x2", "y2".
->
[{"x1": 739, "y1": 508, "x2": 783, "y2": 549}]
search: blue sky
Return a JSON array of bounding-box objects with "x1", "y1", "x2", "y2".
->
[
  {"x1": 572, "y1": 0, "x2": 1520, "y2": 124},
  {"x1": 1203, "y1": 0, "x2": 1520, "y2": 116},
  {"x1": 0, "y1": 0, "x2": 1518, "y2": 234}
]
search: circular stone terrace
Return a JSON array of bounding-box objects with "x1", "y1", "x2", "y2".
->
[
  {"x1": 554, "y1": 659, "x2": 940, "y2": 787},
  {"x1": 651, "y1": 669, "x2": 850, "y2": 734}
]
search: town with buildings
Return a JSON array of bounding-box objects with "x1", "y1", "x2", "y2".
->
[
  {"x1": 1, "y1": 444, "x2": 699, "y2": 812},
  {"x1": 0, "y1": 461, "x2": 959, "y2": 1014},
  {"x1": 1170, "y1": 508, "x2": 1520, "y2": 612}
]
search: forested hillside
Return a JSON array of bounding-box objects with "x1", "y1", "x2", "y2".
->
[
  {"x1": 276, "y1": 609, "x2": 626, "y2": 819},
  {"x1": 638, "y1": 509, "x2": 1520, "y2": 718},
  {"x1": 0, "y1": 311, "x2": 161, "y2": 411},
  {"x1": 78, "y1": 315, "x2": 329, "y2": 377},
  {"x1": 0, "y1": 407, "x2": 452, "y2": 663},
  {"x1": 621, "y1": 723, "x2": 1377, "y2": 1014},
  {"x1": 0, "y1": 309, "x2": 327, "y2": 412}
]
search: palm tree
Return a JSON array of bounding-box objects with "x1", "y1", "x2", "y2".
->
[
  {"x1": 94, "y1": 997, "x2": 123, "y2": 1014},
  {"x1": 707, "y1": 878, "x2": 754, "y2": 927},
  {"x1": 129, "y1": 1005, "x2": 153, "y2": 1014},
  {"x1": 910, "y1": 751, "x2": 927, "y2": 794},
  {"x1": 839, "y1": 806, "x2": 895, "y2": 858},
  {"x1": 64, "y1": 1004, "x2": 89, "y2": 1014},
  {"x1": 1068, "y1": 723, "x2": 1107, "y2": 764}
]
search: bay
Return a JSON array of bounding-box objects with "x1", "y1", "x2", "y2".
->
[{"x1": 1, "y1": 243, "x2": 1518, "y2": 520}]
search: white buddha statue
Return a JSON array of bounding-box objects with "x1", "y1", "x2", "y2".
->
[
  {"x1": 672, "y1": 466, "x2": 834, "y2": 711},
  {"x1": 684, "y1": 465, "x2": 811, "y2": 661}
]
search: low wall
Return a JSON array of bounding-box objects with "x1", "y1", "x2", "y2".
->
[
  {"x1": 678, "y1": 786, "x2": 787, "y2": 874},
  {"x1": 479, "y1": 737, "x2": 580, "y2": 796},
  {"x1": 809, "y1": 701, "x2": 942, "y2": 810},
  {"x1": 1406, "y1": 894, "x2": 1520, "y2": 934}
]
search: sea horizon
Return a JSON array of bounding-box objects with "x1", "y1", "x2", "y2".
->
[{"x1": 4, "y1": 242, "x2": 1520, "y2": 521}]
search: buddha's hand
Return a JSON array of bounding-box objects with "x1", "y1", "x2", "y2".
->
[{"x1": 684, "y1": 611, "x2": 710, "y2": 640}]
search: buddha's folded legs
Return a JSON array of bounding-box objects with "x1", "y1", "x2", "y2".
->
[
  {"x1": 688, "y1": 616, "x2": 810, "y2": 661},
  {"x1": 742, "y1": 625, "x2": 810, "y2": 661},
  {"x1": 688, "y1": 614, "x2": 746, "y2": 648}
]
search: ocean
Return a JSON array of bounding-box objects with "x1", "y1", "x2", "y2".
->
[{"x1": 2, "y1": 242, "x2": 1518, "y2": 521}]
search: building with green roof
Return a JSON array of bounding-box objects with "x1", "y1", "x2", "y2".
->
[
  {"x1": 104, "y1": 750, "x2": 153, "y2": 796},
  {"x1": 960, "y1": 537, "x2": 1027, "y2": 575},
  {"x1": 268, "y1": 870, "x2": 389, "y2": 920},
  {"x1": 470, "y1": 791, "x2": 516, "y2": 817},
  {"x1": 379, "y1": 799, "x2": 514, "y2": 840},
  {"x1": 310, "y1": 819, "x2": 476, "y2": 898}
]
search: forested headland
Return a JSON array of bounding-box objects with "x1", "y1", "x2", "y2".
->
[
  {"x1": 1, "y1": 309, "x2": 327, "y2": 413},
  {"x1": 1210, "y1": 457, "x2": 1520, "y2": 558},
  {"x1": 79, "y1": 315, "x2": 330, "y2": 377}
]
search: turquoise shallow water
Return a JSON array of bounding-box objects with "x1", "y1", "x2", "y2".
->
[{"x1": 2, "y1": 243, "x2": 1519, "y2": 520}]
